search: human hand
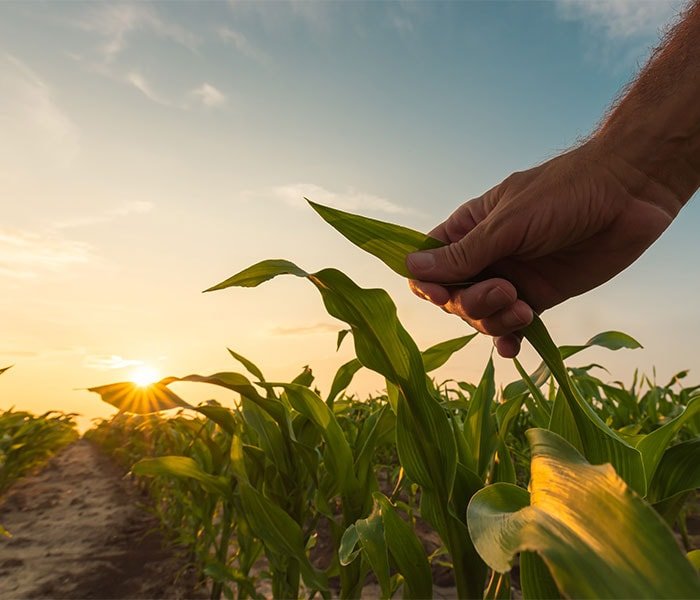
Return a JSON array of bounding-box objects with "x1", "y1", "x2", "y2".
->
[{"x1": 407, "y1": 141, "x2": 682, "y2": 357}]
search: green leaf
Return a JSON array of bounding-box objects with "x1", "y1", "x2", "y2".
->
[
  {"x1": 467, "y1": 429, "x2": 700, "y2": 599},
  {"x1": 337, "y1": 328, "x2": 352, "y2": 351},
  {"x1": 205, "y1": 258, "x2": 308, "y2": 291},
  {"x1": 463, "y1": 357, "x2": 497, "y2": 478},
  {"x1": 326, "y1": 358, "x2": 362, "y2": 406},
  {"x1": 688, "y1": 550, "x2": 700, "y2": 571},
  {"x1": 560, "y1": 331, "x2": 643, "y2": 357},
  {"x1": 339, "y1": 524, "x2": 361, "y2": 566},
  {"x1": 421, "y1": 334, "x2": 478, "y2": 372},
  {"x1": 178, "y1": 372, "x2": 286, "y2": 423},
  {"x1": 636, "y1": 395, "x2": 700, "y2": 486},
  {"x1": 355, "y1": 510, "x2": 391, "y2": 599},
  {"x1": 524, "y1": 316, "x2": 645, "y2": 494},
  {"x1": 374, "y1": 493, "x2": 432, "y2": 600},
  {"x1": 291, "y1": 365, "x2": 314, "y2": 387},
  {"x1": 88, "y1": 380, "x2": 193, "y2": 414},
  {"x1": 209, "y1": 260, "x2": 457, "y2": 497},
  {"x1": 238, "y1": 482, "x2": 327, "y2": 591},
  {"x1": 306, "y1": 202, "x2": 646, "y2": 494},
  {"x1": 503, "y1": 331, "x2": 640, "y2": 401},
  {"x1": 194, "y1": 404, "x2": 238, "y2": 435},
  {"x1": 513, "y1": 358, "x2": 551, "y2": 428},
  {"x1": 520, "y1": 552, "x2": 561, "y2": 600},
  {"x1": 354, "y1": 405, "x2": 395, "y2": 487},
  {"x1": 268, "y1": 382, "x2": 355, "y2": 495},
  {"x1": 227, "y1": 348, "x2": 266, "y2": 382},
  {"x1": 132, "y1": 456, "x2": 230, "y2": 497},
  {"x1": 648, "y1": 438, "x2": 700, "y2": 503},
  {"x1": 308, "y1": 200, "x2": 443, "y2": 278},
  {"x1": 240, "y1": 399, "x2": 291, "y2": 478}
]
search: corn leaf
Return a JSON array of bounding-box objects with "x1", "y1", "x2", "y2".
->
[
  {"x1": 503, "y1": 331, "x2": 642, "y2": 400},
  {"x1": 339, "y1": 525, "x2": 361, "y2": 566},
  {"x1": 648, "y1": 438, "x2": 700, "y2": 503},
  {"x1": 355, "y1": 510, "x2": 391, "y2": 599},
  {"x1": 88, "y1": 380, "x2": 193, "y2": 414},
  {"x1": 194, "y1": 404, "x2": 238, "y2": 435},
  {"x1": 267, "y1": 382, "x2": 355, "y2": 495},
  {"x1": 307, "y1": 200, "x2": 443, "y2": 278},
  {"x1": 210, "y1": 261, "x2": 457, "y2": 498},
  {"x1": 132, "y1": 456, "x2": 230, "y2": 497},
  {"x1": 463, "y1": 357, "x2": 497, "y2": 478},
  {"x1": 467, "y1": 428, "x2": 700, "y2": 599},
  {"x1": 178, "y1": 372, "x2": 286, "y2": 423},
  {"x1": 373, "y1": 493, "x2": 433, "y2": 600},
  {"x1": 523, "y1": 318, "x2": 646, "y2": 494},
  {"x1": 326, "y1": 358, "x2": 362, "y2": 406},
  {"x1": 337, "y1": 328, "x2": 352, "y2": 351},
  {"x1": 307, "y1": 201, "x2": 645, "y2": 493},
  {"x1": 520, "y1": 552, "x2": 561, "y2": 600},
  {"x1": 205, "y1": 259, "x2": 308, "y2": 290},
  {"x1": 238, "y1": 481, "x2": 327, "y2": 591},
  {"x1": 227, "y1": 348, "x2": 266, "y2": 382},
  {"x1": 635, "y1": 395, "x2": 700, "y2": 485},
  {"x1": 421, "y1": 334, "x2": 478, "y2": 372}
]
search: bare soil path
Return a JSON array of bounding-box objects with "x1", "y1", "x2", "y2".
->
[{"x1": 0, "y1": 440, "x2": 199, "y2": 599}]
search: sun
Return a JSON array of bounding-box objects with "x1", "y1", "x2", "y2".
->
[{"x1": 129, "y1": 365, "x2": 161, "y2": 387}]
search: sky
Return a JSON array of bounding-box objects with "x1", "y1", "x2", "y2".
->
[{"x1": 1, "y1": 0, "x2": 697, "y2": 429}]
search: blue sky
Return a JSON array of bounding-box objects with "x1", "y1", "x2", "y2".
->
[{"x1": 1, "y1": 1, "x2": 696, "y2": 424}]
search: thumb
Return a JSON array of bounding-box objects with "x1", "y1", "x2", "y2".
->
[{"x1": 406, "y1": 218, "x2": 515, "y2": 283}]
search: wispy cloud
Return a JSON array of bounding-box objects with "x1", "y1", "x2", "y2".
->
[
  {"x1": 251, "y1": 183, "x2": 409, "y2": 214},
  {"x1": 51, "y1": 201, "x2": 154, "y2": 230},
  {"x1": 76, "y1": 3, "x2": 198, "y2": 61},
  {"x1": 270, "y1": 322, "x2": 340, "y2": 336},
  {"x1": 555, "y1": 0, "x2": 683, "y2": 40},
  {"x1": 71, "y1": 4, "x2": 225, "y2": 110},
  {"x1": 125, "y1": 71, "x2": 174, "y2": 106},
  {"x1": 0, "y1": 54, "x2": 79, "y2": 169},
  {"x1": 83, "y1": 355, "x2": 144, "y2": 370},
  {"x1": 189, "y1": 83, "x2": 227, "y2": 108},
  {"x1": 0, "y1": 229, "x2": 93, "y2": 280},
  {"x1": 219, "y1": 27, "x2": 270, "y2": 65}
]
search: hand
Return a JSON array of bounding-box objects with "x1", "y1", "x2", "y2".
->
[{"x1": 406, "y1": 140, "x2": 682, "y2": 358}]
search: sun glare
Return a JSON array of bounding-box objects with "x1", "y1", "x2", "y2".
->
[{"x1": 130, "y1": 365, "x2": 161, "y2": 387}]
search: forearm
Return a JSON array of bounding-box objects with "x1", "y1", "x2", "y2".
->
[{"x1": 595, "y1": 0, "x2": 700, "y2": 209}]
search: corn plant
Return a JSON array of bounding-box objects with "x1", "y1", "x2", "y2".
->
[
  {"x1": 296, "y1": 200, "x2": 700, "y2": 598},
  {"x1": 0, "y1": 408, "x2": 78, "y2": 493}
]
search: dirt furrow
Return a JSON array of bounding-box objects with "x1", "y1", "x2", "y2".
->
[{"x1": 0, "y1": 440, "x2": 199, "y2": 599}]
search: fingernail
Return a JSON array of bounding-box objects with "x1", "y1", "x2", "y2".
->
[{"x1": 407, "y1": 252, "x2": 435, "y2": 273}]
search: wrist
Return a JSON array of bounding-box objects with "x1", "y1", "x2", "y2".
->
[{"x1": 592, "y1": 116, "x2": 700, "y2": 214}]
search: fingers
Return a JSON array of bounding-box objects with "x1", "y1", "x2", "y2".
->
[
  {"x1": 409, "y1": 278, "x2": 534, "y2": 354},
  {"x1": 406, "y1": 186, "x2": 513, "y2": 283},
  {"x1": 407, "y1": 212, "x2": 519, "y2": 284},
  {"x1": 494, "y1": 333, "x2": 523, "y2": 359}
]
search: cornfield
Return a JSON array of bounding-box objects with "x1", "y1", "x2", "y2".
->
[{"x1": 79, "y1": 203, "x2": 700, "y2": 599}]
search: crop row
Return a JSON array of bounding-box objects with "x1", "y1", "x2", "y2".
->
[{"x1": 83, "y1": 202, "x2": 700, "y2": 600}]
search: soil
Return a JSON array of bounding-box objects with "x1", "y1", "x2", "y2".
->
[{"x1": 0, "y1": 440, "x2": 202, "y2": 599}]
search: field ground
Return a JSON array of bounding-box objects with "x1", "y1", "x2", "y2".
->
[
  {"x1": 2, "y1": 440, "x2": 697, "y2": 599},
  {"x1": 0, "y1": 441, "x2": 201, "y2": 599}
]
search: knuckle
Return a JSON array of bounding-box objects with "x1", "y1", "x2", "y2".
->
[{"x1": 443, "y1": 241, "x2": 471, "y2": 273}]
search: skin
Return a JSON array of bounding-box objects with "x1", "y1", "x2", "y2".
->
[{"x1": 407, "y1": 1, "x2": 700, "y2": 358}]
